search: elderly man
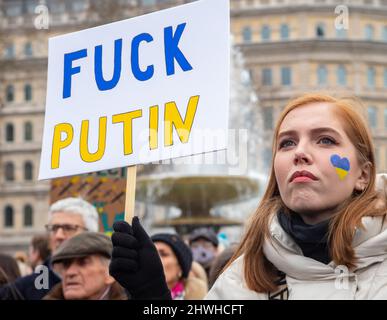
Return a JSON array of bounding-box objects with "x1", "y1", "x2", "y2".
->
[
  {"x1": 0, "y1": 197, "x2": 98, "y2": 300},
  {"x1": 44, "y1": 232, "x2": 127, "y2": 300}
]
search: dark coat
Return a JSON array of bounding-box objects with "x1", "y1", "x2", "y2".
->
[{"x1": 0, "y1": 259, "x2": 60, "y2": 300}]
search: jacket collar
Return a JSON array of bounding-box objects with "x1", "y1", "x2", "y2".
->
[{"x1": 265, "y1": 213, "x2": 387, "y2": 280}]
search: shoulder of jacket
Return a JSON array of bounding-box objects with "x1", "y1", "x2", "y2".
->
[
  {"x1": 205, "y1": 255, "x2": 267, "y2": 300},
  {"x1": 42, "y1": 283, "x2": 64, "y2": 300},
  {"x1": 184, "y1": 276, "x2": 208, "y2": 300}
]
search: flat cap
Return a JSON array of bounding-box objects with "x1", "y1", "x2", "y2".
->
[
  {"x1": 51, "y1": 232, "x2": 112, "y2": 265},
  {"x1": 189, "y1": 227, "x2": 219, "y2": 247}
]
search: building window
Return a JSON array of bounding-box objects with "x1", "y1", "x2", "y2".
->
[
  {"x1": 24, "y1": 43, "x2": 33, "y2": 57},
  {"x1": 5, "y1": 162, "x2": 15, "y2": 181},
  {"x1": 262, "y1": 68, "x2": 272, "y2": 86},
  {"x1": 49, "y1": 0, "x2": 66, "y2": 13},
  {"x1": 241, "y1": 69, "x2": 252, "y2": 85},
  {"x1": 383, "y1": 26, "x2": 387, "y2": 42},
  {"x1": 24, "y1": 84, "x2": 32, "y2": 101},
  {"x1": 71, "y1": 0, "x2": 88, "y2": 12},
  {"x1": 365, "y1": 24, "x2": 374, "y2": 40},
  {"x1": 281, "y1": 67, "x2": 292, "y2": 86},
  {"x1": 4, "y1": 0, "x2": 22, "y2": 16},
  {"x1": 4, "y1": 206, "x2": 14, "y2": 228},
  {"x1": 263, "y1": 107, "x2": 273, "y2": 130},
  {"x1": 141, "y1": 0, "x2": 156, "y2": 5},
  {"x1": 375, "y1": 147, "x2": 380, "y2": 170},
  {"x1": 337, "y1": 65, "x2": 347, "y2": 86},
  {"x1": 5, "y1": 123, "x2": 14, "y2": 142},
  {"x1": 367, "y1": 67, "x2": 376, "y2": 88},
  {"x1": 316, "y1": 23, "x2": 326, "y2": 38},
  {"x1": 368, "y1": 106, "x2": 378, "y2": 129},
  {"x1": 261, "y1": 25, "x2": 271, "y2": 41},
  {"x1": 263, "y1": 147, "x2": 272, "y2": 171},
  {"x1": 6, "y1": 85, "x2": 14, "y2": 102},
  {"x1": 4, "y1": 44, "x2": 15, "y2": 59},
  {"x1": 336, "y1": 28, "x2": 347, "y2": 39},
  {"x1": 24, "y1": 122, "x2": 33, "y2": 141},
  {"x1": 24, "y1": 161, "x2": 33, "y2": 181},
  {"x1": 23, "y1": 205, "x2": 33, "y2": 227},
  {"x1": 242, "y1": 26, "x2": 252, "y2": 43},
  {"x1": 280, "y1": 24, "x2": 289, "y2": 40},
  {"x1": 25, "y1": 0, "x2": 38, "y2": 14},
  {"x1": 317, "y1": 65, "x2": 328, "y2": 85}
]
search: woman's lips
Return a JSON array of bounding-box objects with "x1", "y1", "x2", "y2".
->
[
  {"x1": 292, "y1": 176, "x2": 315, "y2": 183},
  {"x1": 289, "y1": 170, "x2": 318, "y2": 183}
]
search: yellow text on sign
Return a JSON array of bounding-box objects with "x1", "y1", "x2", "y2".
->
[{"x1": 51, "y1": 95, "x2": 199, "y2": 169}]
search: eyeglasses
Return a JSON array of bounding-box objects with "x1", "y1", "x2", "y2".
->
[{"x1": 45, "y1": 223, "x2": 88, "y2": 234}]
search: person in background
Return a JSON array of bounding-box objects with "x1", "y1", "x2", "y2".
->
[
  {"x1": 151, "y1": 233, "x2": 207, "y2": 300},
  {"x1": 44, "y1": 232, "x2": 127, "y2": 300},
  {"x1": 14, "y1": 252, "x2": 32, "y2": 276},
  {"x1": 0, "y1": 268, "x2": 9, "y2": 286},
  {"x1": 188, "y1": 227, "x2": 219, "y2": 280},
  {"x1": 28, "y1": 234, "x2": 51, "y2": 271},
  {"x1": 189, "y1": 261, "x2": 208, "y2": 291},
  {"x1": 0, "y1": 197, "x2": 98, "y2": 300},
  {"x1": 0, "y1": 254, "x2": 21, "y2": 284}
]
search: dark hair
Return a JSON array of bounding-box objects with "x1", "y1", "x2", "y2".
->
[
  {"x1": 0, "y1": 267, "x2": 9, "y2": 286},
  {"x1": 0, "y1": 254, "x2": 21, "y2": 283},
  {"x1": 31, "y1": 234, "x2": 51, "y2": 262}
]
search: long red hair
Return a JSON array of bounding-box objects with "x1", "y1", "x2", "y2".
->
[{"x1": 224, "y1": 93, "x2": 386, "y2": 293}]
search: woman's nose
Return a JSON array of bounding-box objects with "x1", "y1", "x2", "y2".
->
[
  {"x1": 294, "y1": 152, "x2": 310, "y2": 165},
  {"x1": 292, "y1": 140, "x2": 313, "y2": 165}
]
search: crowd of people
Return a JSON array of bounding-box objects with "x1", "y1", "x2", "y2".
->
[
  {"x1": 0, "y1": 197, "x2": 231, "y2": 300},
  {"x1": 1, "y1": 93, "x2": 387, "y2": 300}
]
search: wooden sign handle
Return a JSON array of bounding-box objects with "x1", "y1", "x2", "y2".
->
[{"x1": 124, "y1": 165, "x2": 137, "y2": 223}]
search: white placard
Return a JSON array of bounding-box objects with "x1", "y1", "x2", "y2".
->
[{"x1": 39, "y1": 0, "x2": 230, "y2": 180}]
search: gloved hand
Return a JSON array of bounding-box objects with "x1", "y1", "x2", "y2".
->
[{"x1": 109, "y1": 217, "x2": 171, "y2": 300}]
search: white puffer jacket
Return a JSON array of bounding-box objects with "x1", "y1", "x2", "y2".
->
[{"x1": 206, "y1": 214, "x2": 387, "y2": 300}]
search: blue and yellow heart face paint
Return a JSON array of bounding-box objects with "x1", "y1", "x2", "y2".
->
[{"x1": 330, "y1": 154, "x2": 350, "y2": 180}]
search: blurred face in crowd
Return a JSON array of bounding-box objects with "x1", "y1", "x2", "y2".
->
[
  {"x1": 53, "y1": 254, "x2": 114, "y2": 300},
  {"x1": 47, "y1": 212, "x2": 87, "y2": 251},
  {"x1": 190, "y1": 238, "x2": 217, "y2": 266},
  {"x1": 28, "y1": 246, "x2": 40, "y2": 269},
  {"x1": 274, "y1": 103, "x2": 370, "y2": 224},
  {"x1": 154, "y1": 242, "x2": 182, "y2": 289}
]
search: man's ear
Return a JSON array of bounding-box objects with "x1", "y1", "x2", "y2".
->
[
  {"x1": 354, "y1": 161, "x2": 371, "y2": 192},
  {"x1": 105, "y1": 273, "x2": 115, "y2": 285}
]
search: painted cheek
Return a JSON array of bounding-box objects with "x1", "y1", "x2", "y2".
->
[{"x1": 330, "y1": 154, "x2": 350, "y2": 180}]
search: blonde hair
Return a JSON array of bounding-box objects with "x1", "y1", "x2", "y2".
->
[{"x1": 224, "y1": 93, "x2": 387, "y2": 293}]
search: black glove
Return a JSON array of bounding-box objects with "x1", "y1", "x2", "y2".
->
[{"x1": 109, "y1": 216, "x2": 171, "y2": 300}]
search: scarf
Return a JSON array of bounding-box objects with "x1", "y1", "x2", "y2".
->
[
  {"x1": 171, "y1": 281, "x2": 185, "y2": 300},
  {"x1": 277, "y1": 210, "x2": 331, "y2": 264}
]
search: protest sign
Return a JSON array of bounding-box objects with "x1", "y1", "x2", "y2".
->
[{"x1": 39, "y1": 0, "x2": 230, "y2": 221}]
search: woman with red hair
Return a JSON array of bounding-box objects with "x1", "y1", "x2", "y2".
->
[
  {"x1": 206, "y1": 93, "x2": 387, "y2": 299},
  {"x1": 110, "y1": 93, "x2": 387, "y2": 300}
]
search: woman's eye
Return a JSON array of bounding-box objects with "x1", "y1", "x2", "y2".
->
[
  {"x1": 318, "y1": 137, "x2": 336, "y2": 145},
  {"x1": 279, "y1": 140, "x2": 295, "y2": 149}
]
